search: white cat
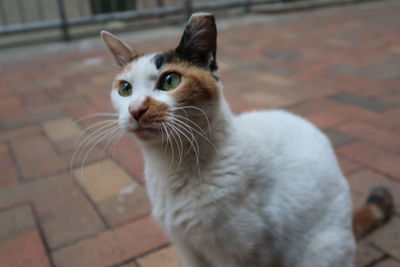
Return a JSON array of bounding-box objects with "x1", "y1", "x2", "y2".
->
[{"x1": 101, "y1": 13, "x2": 393, "y2": 267}]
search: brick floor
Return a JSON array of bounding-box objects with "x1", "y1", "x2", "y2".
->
[
  {"x1": 0, "y1": 230, "x2": 51, "y2": 267},
  {"x1": 52, "y1": 216, "x2": 168, "y2": 267},
  {"x1": 0, "y1": 148, "x2": 19, "y2": 189},
  {"x1": 348, "y1": 169, "x2": 400, "y2": 214},
  {"x1": 338, "y1": 142, "x2": 400, "y2": 181},
  {"x1": 75, "y1": 160, "x2": 151, "y2": 227},
  {"x1": 42, "y1": 117, "x2": 83, "y2": 153},
  {"x1": 1, "y1": 1, "x2": 400, "y2": 266},
  {"x1": 368, "y1": 217, "x2": 400, "y2": 261},
  {"x1": 0, "y1": 205, "x2": 36, "y2": 240},
  {"x1": 376, "y1": 259, "x2": 400, "y2": 267},
  {"x1": 137, "y1": 246, "x2": 181, "y2": 267}
]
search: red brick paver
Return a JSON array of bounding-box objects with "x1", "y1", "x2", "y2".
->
[
  {"x1": 52, "y1": 216, "x2": 168, "y2": 267},
  {"x1": 338, "y1": 142, "x2": 400, "y2": 181},
  {"x1": 376, "y1": 259, "x2": 400, "y2": 267},
  {"x1": 0, "y1": 230, "x2": 51, "y2": 267},
  {"x1": 1, "y1": 1, "x2": 400, "y2": 266},
  {"x1": 336, "y1": 122, "x2": 400, "y2": 153}
]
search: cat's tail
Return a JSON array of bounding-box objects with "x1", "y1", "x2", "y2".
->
[{"x1": 353, "y1": 186, "x2": 394, "y2": 240}]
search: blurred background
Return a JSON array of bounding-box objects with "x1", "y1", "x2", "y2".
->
[
  {"x1": 0, "y1": 0, "x2": 317, "y2": 46},
  {"x1": 0, "y1": 0, "x2": 399, "y2": 266}
]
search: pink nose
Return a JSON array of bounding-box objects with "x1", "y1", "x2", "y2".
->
[{"x1": 129, "y1": 106, "x2": 148, "y2": 121}]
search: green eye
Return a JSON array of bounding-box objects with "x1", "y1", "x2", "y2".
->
[
  {"x1": 118, "y1": 81, "x2": 132, "y2": 97},
  {"x1": 161, "y1": 73, "x2": 181, "y2": 91}
]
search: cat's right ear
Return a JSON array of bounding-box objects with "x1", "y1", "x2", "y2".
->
[
  {"x1": 101, "y1": 31, "x2": 137, "y2": 67},
  {"x1": 175, "y1": 13, "x2": 218, "y2": 71}
]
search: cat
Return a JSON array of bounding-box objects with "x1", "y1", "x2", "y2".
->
[{"x1": 101, "y1": 13, "x2": 393, "y2": 267}]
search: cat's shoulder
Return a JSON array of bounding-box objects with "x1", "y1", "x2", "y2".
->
[
  {"x1": 236, "y1": 109, "x2": 316, "y2": 131},
  {"x1": 234, "y1": 109, "x2": 330, "y2": 149}
]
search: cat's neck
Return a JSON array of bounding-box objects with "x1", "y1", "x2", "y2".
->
[{"x1": 140, "y1": 97, "x2": 234, "y2": 176}]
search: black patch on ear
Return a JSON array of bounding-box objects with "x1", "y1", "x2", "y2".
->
[
  {"x1": 175, "y1": 13, "x2": 218, "y2": 72},
  {"x1": 152, "y1": 14, "x2": 219, "y2": 75}
]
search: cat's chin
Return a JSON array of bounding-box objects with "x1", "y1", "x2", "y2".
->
[{"x1": 129, "y1": 126, "x2": 161, "y2": 140}]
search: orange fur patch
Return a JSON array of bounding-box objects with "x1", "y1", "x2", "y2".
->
[
  {"x1": 140, "y1": 96, "x2": 169, "y2": 125},
  {"x1": 163, "y1": 62, "x2": 220, "y2": 106},
  {"x1": 353, "y1": 204, "x2": 381, "y2": 240}
]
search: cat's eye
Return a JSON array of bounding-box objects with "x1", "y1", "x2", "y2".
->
[
  {"x1": 161, "y1": 73, "x2": 181, "y2": 91},
  {"x1": 118, "y1": 80, "x2": 132, "y2": 97}
]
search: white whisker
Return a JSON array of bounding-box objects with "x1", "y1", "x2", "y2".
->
[
  {"x1": 171, "y1": 106, "x2": 212, "y2": 135},
  {"x1": 169, "y1": 118, "x2": 197, "y2": 156},
  {"x1": 110, "y1": 130, "x2": 125, "y2": 157},
  {"x1": 167, "y1": 119, "x2": 201, "y2": 177},
  {"x1": 170, "y1": 117, "x2": 216, "y2": 151},
  {"x1": 75, "y1": 121, "x2": 117, "y2": 157},
  {"x1": 164, "y1": 124, "x2": 176, "y2": 170},
  {"x1": 94, "y1": 126, "x2": 123, "y2": 176},
  {"x1": 173, "y1": 114, "x2": 209, "y2": 138},
  {"x1": 70, "y1": 121, "x2": 118, "y2": 173},
  {"x1": 71, "y1": 112, "x2": 118, "y2": 125},
  {"x1": 74, "y1": 119, "x2": 119, "y2": 147},
  {"x1": 160, "y1": 122, "x2": 166, "y2": 154},
  {"x1": 167, "y1": 123, "x2": 184, "y2": 170},
  {"x1": 99, "y1": 127, "x2": 123, "y2": 160},
  {"x1": 80, "y1": 125, "x2": 120, "y2": 179}
]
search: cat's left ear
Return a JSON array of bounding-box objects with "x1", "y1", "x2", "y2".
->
[
  {"x1": 101, "y1": 31, "x2": 138, "y2": 67},
  {"x1": 175, "y1": 13, "x2": 217, "y2": 71}
]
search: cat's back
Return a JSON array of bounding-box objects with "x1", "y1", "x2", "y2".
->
[
  {"x1": 233, "y1": 109, "x2": 348, "y2": 206},
  {"x1": 237, "y1": 111, "x2": 351, "y2": 235},
  {"x1": 235, "y1": 109, "x2": 336, "y2": 167},
  {"x1": 224, "y1": 109, "x2": 354, "y2": 266},
  {"x1": 236, "y1": 109, "x2": 325, "y2": 145}
]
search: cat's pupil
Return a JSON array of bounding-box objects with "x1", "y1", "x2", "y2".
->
[
  {"x1": 118, "y1": 80, "x2": 132, "y2": 96},
  {"x1": 161, "y1": 73, "x2": 181, "y2": 91},
  {"x1": 166, "y1": 75, "x2": 173, "y2": 85}
]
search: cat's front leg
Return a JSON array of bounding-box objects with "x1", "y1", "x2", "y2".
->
[
  {"x1": 295, "y1": 228, "x2": 355, "y2": 267},
  {"x1": 174, "y1": 240, "x2": 210, "y2": 267}
]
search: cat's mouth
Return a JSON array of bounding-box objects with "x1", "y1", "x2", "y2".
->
[
  {"x1": 133, "y1": 126, "x2": 159, "y2": 133},
  {"x1": 127, "y1": 123, "x2": 162, "y2": 138}
]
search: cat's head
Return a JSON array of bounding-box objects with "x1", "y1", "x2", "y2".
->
[{"x1": 102, "y1": 13, "x2": 221, "y2": 142}]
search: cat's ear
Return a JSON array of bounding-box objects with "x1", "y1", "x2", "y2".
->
[
  {"x1": 175, "y1": 13, "x2": 217, "y2": 71},
  {"x1": 101, "y1": 31, "x2": 138, "y2": 67}
]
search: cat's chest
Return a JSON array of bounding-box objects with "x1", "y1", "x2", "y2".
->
[
  {"x1": 146, "y1": 173, "x2": 218, "y2": 232},
  {"x1": 147, "y1": 172, "x2": 248, "y2": 248}
]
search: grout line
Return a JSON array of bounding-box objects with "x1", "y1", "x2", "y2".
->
[
  {"x1": 126, "y1": 243, "x2": 172, "y2": 266},
  {"x1": 50, "y1": 214, "x2": 154, "y2": 252},
  {"x1": 343, "y1": 157, "x2": 400, "y2": 184},
  {"x1": 365, "y1": 255, "x2": 389, "y2": 267},
  {"x1": 29, "y1": 202, "x2": 57, "y2": 267},
  {"x1": 6, "y1": 139, "x2": 26, "y2": 183},
  {"x1": 134, "y1": 243, "x2": 172, "y2": 260},
  {"x1": 337, "y1": 143, "x2": 400, "y2": 183},
  {"x1": 0, "y1": 201, "x2": 31, "y2": 219},
  {"x1": 108, "y1": 213, "x2": 152, "y2": 230},
  {"x1": 109, "y1": 156, "x2": 145, "y2": 187},
  {"x1": 39, "y1": 120, "x2": 67, "y2": 158},
  {"x1": 50, "y1": 216, "x2": 106, "y2": 252},
  {"x1": 70, "y1": 173, "x2": 111, "y2": 229},
  {"x1": 111, "y1": 258, "x2": 141, "y2": 267}
]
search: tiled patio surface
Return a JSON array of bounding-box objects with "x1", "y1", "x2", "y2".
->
[{"x1": 0, "y1": 1, "x2": 400, "y2": 266}]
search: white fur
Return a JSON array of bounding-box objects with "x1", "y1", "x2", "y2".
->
[
  {"x1": 111, "y1": 54, "x2": 175, "y2": 130},
  {"x1": 112, "y1": 59, "x2": 356, "y2": 267}
]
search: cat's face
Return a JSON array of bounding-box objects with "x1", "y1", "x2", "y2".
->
[{"x1": 103, "y1": 13, "x2": 220, "y2": 142}]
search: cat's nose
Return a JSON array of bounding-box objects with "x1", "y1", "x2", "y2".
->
[{"x1": 129, "y1": 106, "x2": 148, "y2": 121}]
